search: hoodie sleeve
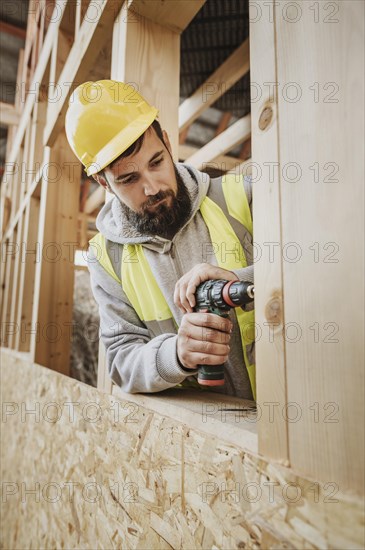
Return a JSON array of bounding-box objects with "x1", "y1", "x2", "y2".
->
[{"x1": 87, "y1": 248, "x2": 195, "y2": 393}]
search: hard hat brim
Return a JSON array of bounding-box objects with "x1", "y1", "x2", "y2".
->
[{"x1": 85, "y1": 107, "x2": 159, "y2": 176}]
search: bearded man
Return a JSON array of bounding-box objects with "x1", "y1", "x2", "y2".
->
[{"x1": 65, "y1": 80, "x2": 255, "y2": 399}]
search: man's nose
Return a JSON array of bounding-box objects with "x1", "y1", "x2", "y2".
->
[{"x1": 143, "y1": 175, "x2": 160, "y2": 196}]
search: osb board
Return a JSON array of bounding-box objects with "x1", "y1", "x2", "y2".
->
[{"x1": 1, "y1": 350, "x2": 364, "y2": 550}]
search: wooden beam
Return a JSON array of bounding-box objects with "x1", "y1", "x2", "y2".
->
[
  {"x1": 179, "y1": 39, "x2": 250, "y2": 132},
  {"x1": 179, "y1": 125, "x2": 190, "y2": 145},
  {"x1": 215, "y1": 111, "x2": 232, "y2": 136},
  {"x1": 0, "y1": 21, "x2": 26, "y2": 40},
  {"x1": 44, "y1": 0, "x2": 124, "y2": 148},
  {"x1": 80, "y1": 178, "x2": 91, "y2": 212},
  {"x1": 2, "y1": 165, "x2": 43, "y2": 242},
  {"x1": 15, "y1": 198, "x2": 40, "y2": 352},
  {"x1": 179, "y1": 144, "x2": 243, "y2": 172},
  {"x1": 8, "y1": 211, "x2": 25, "y2": 349},
  {"x1": 0, "y1": 103, "x2": 20, "y2": 126},
  {"x1": 30, "y1": 132, "x2": 81, "y2": 375},
  {"x1": 1, "y1": 197, "x2": 11, "y2": 235},
  {"x1": 275, "y1": 1, "x2": 364, "y2": 491},
  {"x1": 185, "y1": 115, "x2": 251, "y2": 170},
  {"x1": 84, "y1": 186, "x2": 105, "y2": 215},
  {"x1": 3, "y1": 0, "x2": 67, "y2": 185},
  {"x1": 5, "y1": 49, "x2": 24, "y2": 160},
  {"x1": 249, "y1": 1, "x2": 288, "y2": 463},
  {"x1": 0, "y1": 235, "x2": 17, "y2": 346},
  {"x1": 239, "y1": 136, "x2": 251, "y2": 160},
  {"x1": 128, "y1": 0, "x2": 206, "y2": 33},
  {"x1": 111, "y1": 4, "x2": 180, "y2": 158}
]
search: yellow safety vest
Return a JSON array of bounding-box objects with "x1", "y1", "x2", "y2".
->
[{"x1": 90, "y1": 174, "x2": 256, "y2": 398}]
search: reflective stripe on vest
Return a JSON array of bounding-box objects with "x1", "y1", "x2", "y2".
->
[{"x1": 89, "y1": 174, "x2": 256, "y2": 398}]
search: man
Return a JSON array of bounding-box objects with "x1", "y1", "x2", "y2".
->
[{"x1": 65, "y1": 80, "x2": 255, "y2": 399}]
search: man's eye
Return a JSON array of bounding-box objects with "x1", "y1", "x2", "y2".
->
[
  {"x1": 121, "y1": 176, "x2": 136, "y2": 185},
  {"x1": 152, "y1": 158, "x2": 163, "y2": 166}
]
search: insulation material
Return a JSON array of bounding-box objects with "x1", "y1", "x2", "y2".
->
[
  {"x1": 1, "y1": 349, "x2": 364, "y2": 550},
  {"x1": 70, "y1": 270, "x2": 99, "y2": 387}
]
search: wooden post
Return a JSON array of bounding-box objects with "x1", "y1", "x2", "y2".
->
[
  {"x1": 276, "y1": 1, "x2": 364, "y2": 492},
  {"x1": 30, "y1": 132, "x2": 81, "y2": 375},
  {"x1": 15, "y1": 198, "x2": 41, "y2": 352},
  {"x1": 250, "y1": 0, "x2": 364, "y2": 492},
  {"x1": 249, "y1": 0, "x2": 289, "y2": 465}
]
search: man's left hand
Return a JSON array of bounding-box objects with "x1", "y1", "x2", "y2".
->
[{"x1": 174, "y1": 263, "x2": 238, "y2": 314}]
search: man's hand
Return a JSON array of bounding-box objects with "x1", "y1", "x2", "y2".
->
[
  {"x1": 174, "y1": 263, "x2": 238, "y2": 314},
  {"x1": 177, "y1": 312, "x2": 233, "y2": 370}
]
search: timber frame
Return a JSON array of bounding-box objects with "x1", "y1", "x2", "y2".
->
[{"x1": 0, "y1": 1, "x2": 364, "y2": 548}]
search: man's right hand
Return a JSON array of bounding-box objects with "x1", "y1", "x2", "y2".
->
[{"x1": 177, "y1": 312, "x2": 233, "y2": 370}]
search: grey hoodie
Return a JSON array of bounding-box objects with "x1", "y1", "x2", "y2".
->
[{"x1": 87, "y1": 163, "x2": 255, "y2": 399}]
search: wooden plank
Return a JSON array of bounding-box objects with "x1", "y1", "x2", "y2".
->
[
  {"x1": 179, "y1": 144, "x2": 245, "y2": 172},
  {"x1": 1, "y1": 198, "x2": 11, "y2": 236},
  {"x1": 0, "y1": 240, "x2": 9, "y2": 300},
  {"x1": 36, "y1": 0, "x2": 47, "y2": 63},
  {"x1": 44, "y1": 0, "x2": 124, "y2": 148},
  {"x1": 113, "y1": 386, "x2": 258, "y2": 454},
  {"x1": 29, "y1": 100, "x2": 48, "y2": 189},
  {"x1": 5, "y1": 48, "x2": 24, "y2": 161},
  {"x1": 275, "y1": 1, "x2": 364, "y2": 492},
  {"x1": 179, "y1": 39, "x2": 250, "y2": 132},
  {"x1": 178, "y1": 124, "x2": 190, "y2": 145},
  {"x1": 84, "y1": 186, "x2": 105, "y2": 215},
  {"x1": 79, "y1": 178, "x2": 91, "y2": 212},
  {"x1": 111, "y1": 3, "x2": 180, "y2": 157},
  {"x1": 53, "y1": 29, "x2": 74, "y2": 87},
  {"x1": 15, "y1": 198, "x2": 40, "y2": 352},
  {"x1": 239, "y1": 137, "x2": 251, "y2": 161},
  {"x1": 249, "y1": 2, "x2": 289, "y2": 462},
  {"x1": 2, "y1": 165, "x2": 43, "y2": 242},
  {"x1": 22, "y1": 0, "x2": 38, "y2": 99},
  {"x1": 30, "y1": 132, "x2": 81, "y2": 375},
  {"x1": 128, "y1": 0, "x2": 206, "y2": 33},
  {"x1": 0, "y1": 103, "x2": 20, "y2": 126},
  {"x1": 8, "y1": 212, "x2": 25, "y2": 349},
  {"x1": 0, "y1": 229, "x2": 17, "y2": 347},
  {"x1": 24, "y1": 100, "x2": 39, "y2": 195},
  {"x1": 4, "y1": 0, "x2": 67, "y2": 179},
  {"x1": 9, "y1": 136, "x2": 26, "y2": 236},
  {"x1": 1, "y1": 348, "x2": 364, "y2": 549},
  {"x1": 185, "y1": 115, "x2": 251, "y2": 170},
  {"x1": 74, "y1": 0, "x2": 81, "y2": 37},
  {"x1": 215, "y1": 112, "x2": 232, "y2": 136},
  {"x1": 16, "y1": 125, "x2": 32, "y2": 216}
]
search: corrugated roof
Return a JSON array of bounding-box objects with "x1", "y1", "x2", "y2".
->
[{"x1": 181, "y1": 0, "x2": 250, "y2": 117}]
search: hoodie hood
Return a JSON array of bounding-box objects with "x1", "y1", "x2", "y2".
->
[{"x1": 95, "y1": 162, "x2": 211, "y2": 246}]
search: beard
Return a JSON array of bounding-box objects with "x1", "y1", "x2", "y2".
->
[{"x1": 120, "y1": 166, "x2": 192, "y2": 239}]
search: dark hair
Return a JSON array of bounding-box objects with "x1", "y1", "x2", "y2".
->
[{"x1": 106, "y1": 119, "x2": 165, "y2": 172}]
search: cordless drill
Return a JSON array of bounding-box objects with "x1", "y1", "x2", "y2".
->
[{"x1": 194, "y1": 279, "x2": 255, "y2": 386}]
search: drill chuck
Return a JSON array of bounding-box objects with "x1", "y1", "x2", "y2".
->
[{"x1": 195, "y1": 279, "x2": 254, "y2": 313}]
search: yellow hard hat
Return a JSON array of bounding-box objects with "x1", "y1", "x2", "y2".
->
[{"x1": 65, "y1": 80, "x2": 159, "y2": 176}]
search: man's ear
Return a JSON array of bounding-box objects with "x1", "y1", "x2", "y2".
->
[
  {"x1": 93, "y1": 172, "x2": 108, "y2": 190},
  {"x1": 162, "y1": 130, "x2": 173, "y2": 157}
]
